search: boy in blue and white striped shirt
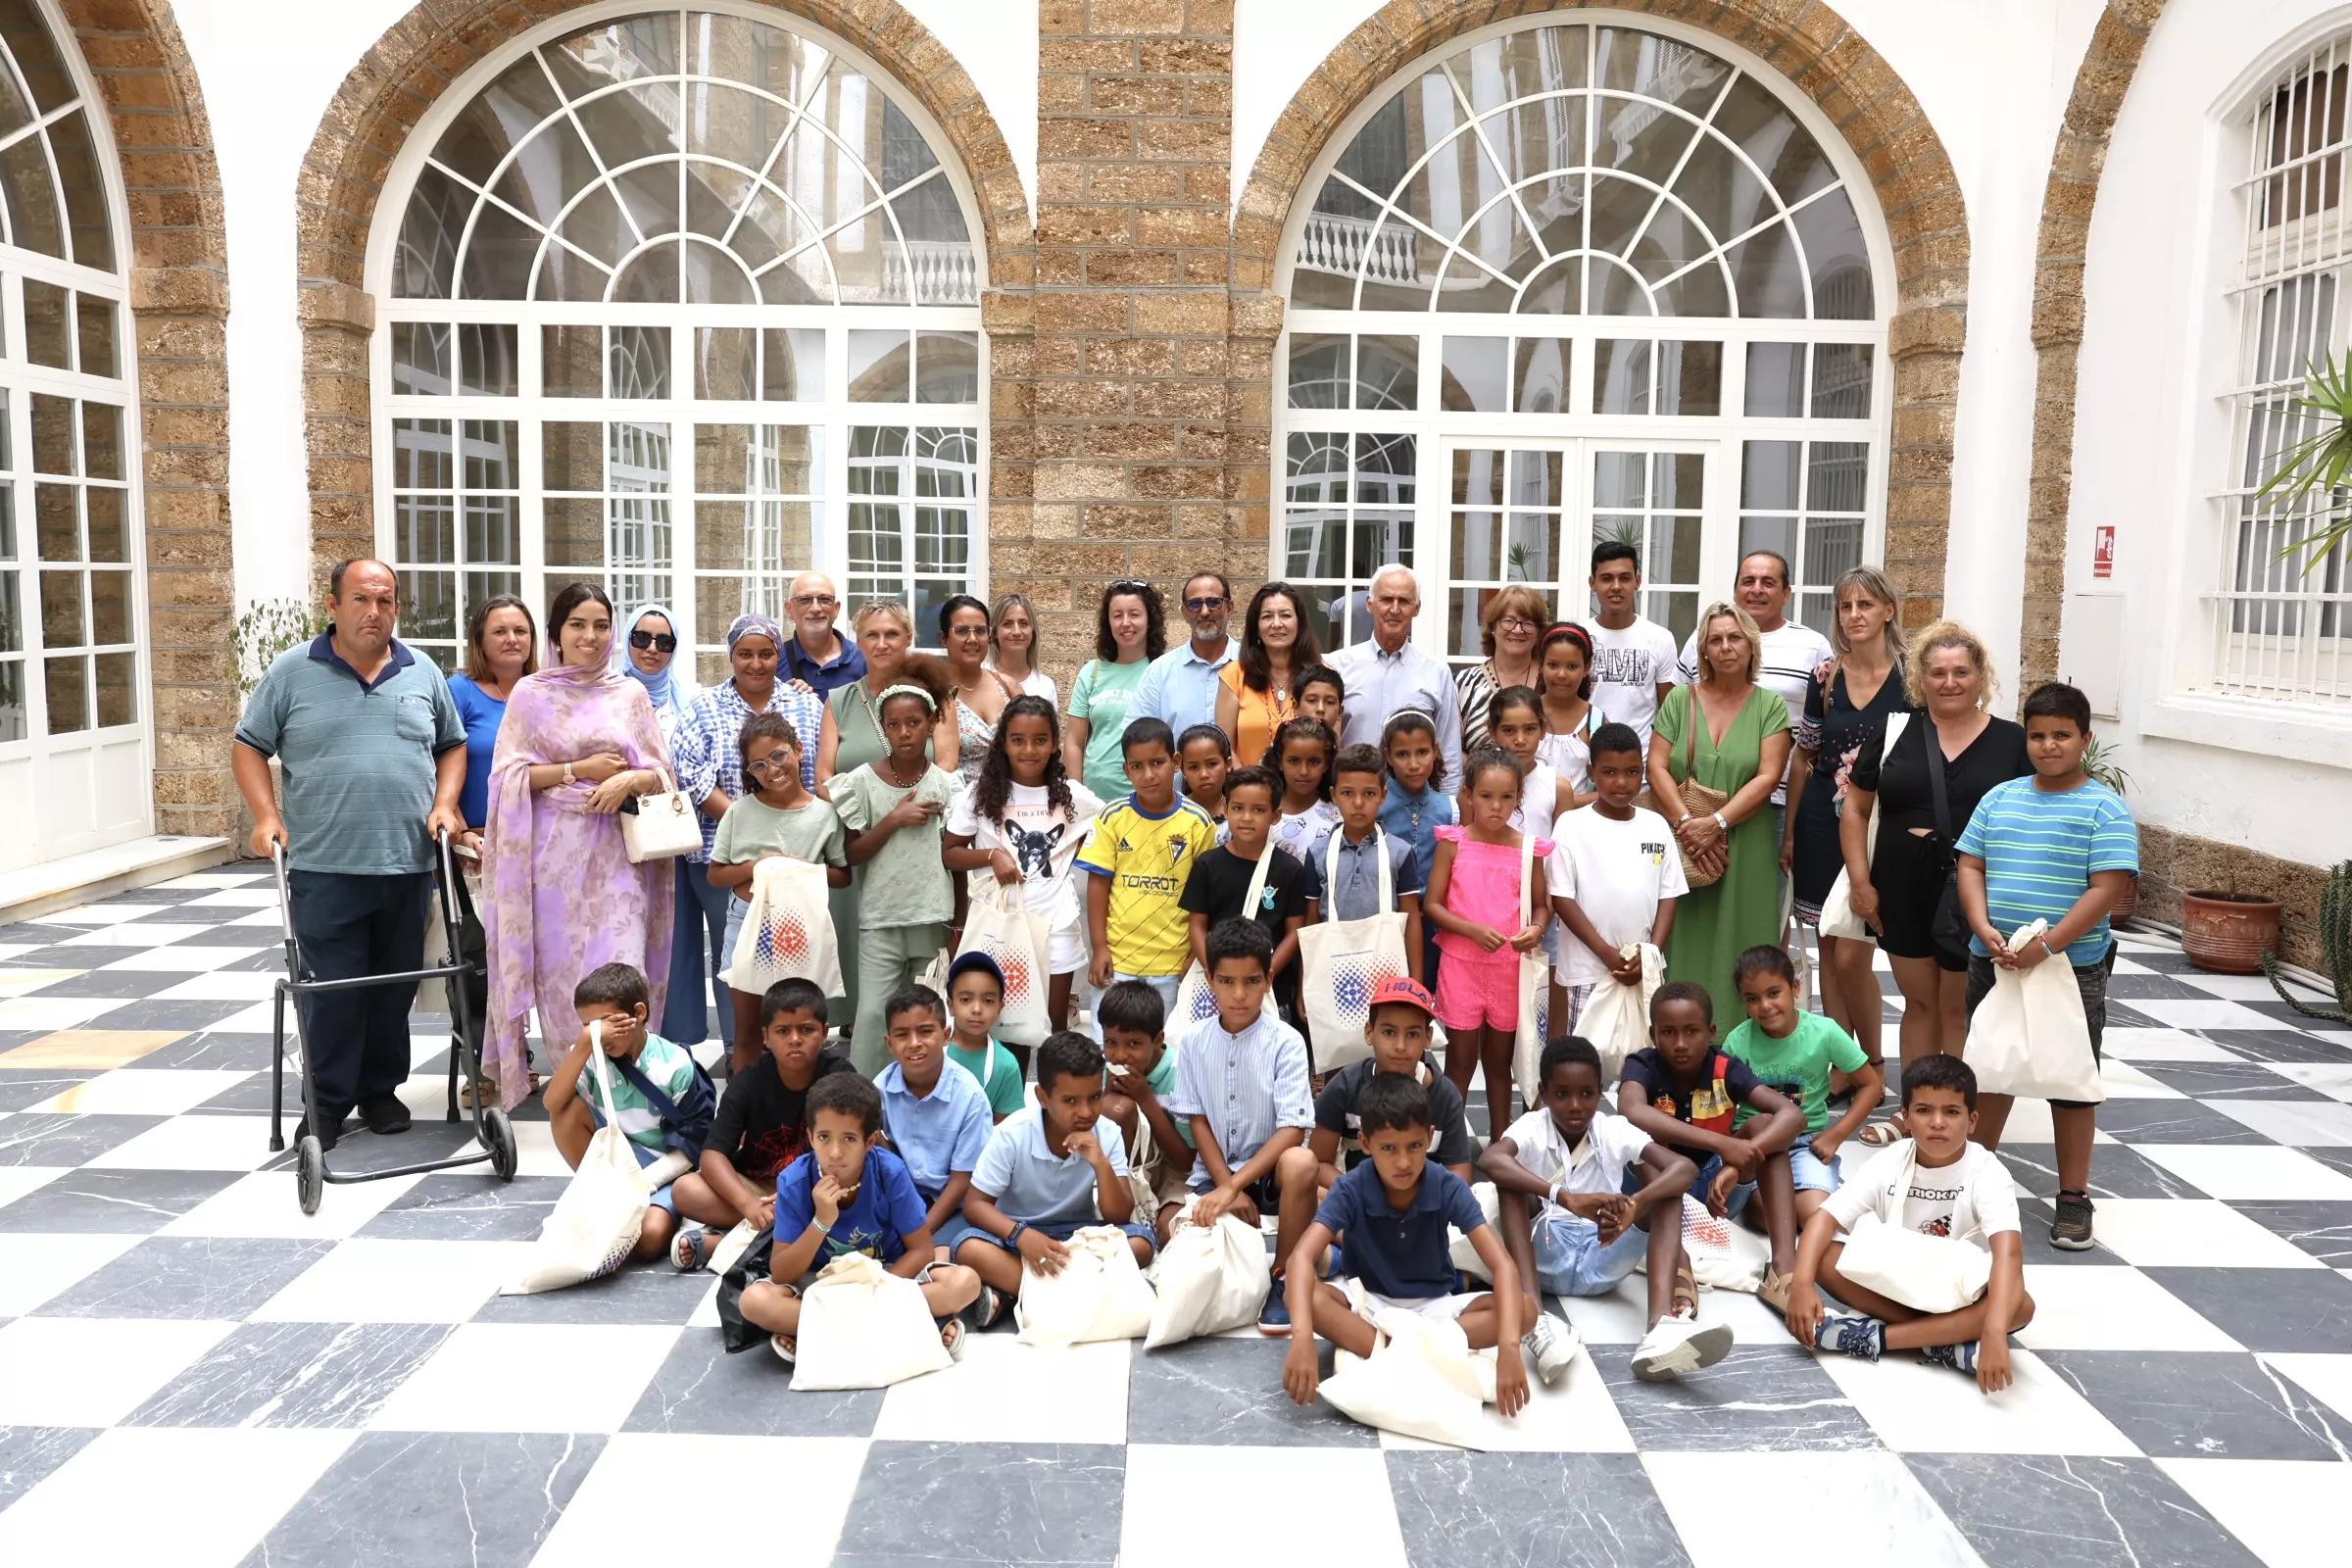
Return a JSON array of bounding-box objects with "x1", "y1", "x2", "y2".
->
[{"x1": 1954, "y1": 682, "x2": 2137, "y2": 1255}]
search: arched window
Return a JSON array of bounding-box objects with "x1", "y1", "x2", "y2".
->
[
  {"x1": 374, "y1": 6, "x2": 984, "y2": 676},
  {"x1": 1279, "y1": 18, "x2": 1886, "y2": 658},
  {"x1": 0, "y1": 0, "x2": 140, "y2": 870},
  {"x1": 2217, "y1": 38, "x2": 2352, "y2": 706}
]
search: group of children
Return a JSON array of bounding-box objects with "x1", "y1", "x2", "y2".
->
[{"x1": 538, "y1": 667, "x2": 2133, "y2": 1408}]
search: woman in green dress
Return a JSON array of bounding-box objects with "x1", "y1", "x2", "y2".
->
[
  {"x1": 815, "y1": 601, "x2": 958, "y2": 1037},
  {"x1": 1649, "y1": 603, "x2": 1795, "y2": 1032}
]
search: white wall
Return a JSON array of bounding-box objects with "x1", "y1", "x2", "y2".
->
[
  {"x1": 2065, "y1": 0, "x2": 2352, "y2": 869},
  {"x1": 171, "y1": 0, "x2": 1038, "y2": 612}
]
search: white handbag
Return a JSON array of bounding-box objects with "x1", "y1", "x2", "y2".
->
[
  {"x1": 1510, "y1": 832, "x2": 1553, "y2": 1110},
  {"x1": 1574, "y1": 943, "x2": 1663, "y2": 1086},
  {"x1": 792, "y1": 1251, "x2": 956, "y2": 1390},
  {"x1": 502, "y1": 1020, "x2": 652, "y2": 1295},
  {"x1": 1144, "y1": 1197, "x2": 1272, "y2": 1348},
  {"x1": 621, "y1": 765, "x2": 702, "y2": 863},
  {"x1": 956, "y1": 882, "x2": 1054, "y2": 1049},
  {"x1": 1170, "y1": 845, "x2": 1281, "y2": 1036},
  {"x1": 1819, "y1": 712, "x2": 1910, "y2": 941},
  {"x1": 722, "y1": 856, "x2": 845, "y2": 999},
  {"x1": 1965, "y1": 919, "x2": 2105, "y2": 1103},
  {"x1": 1016, "y1": 1224, "x2": 1157, "y2": 1347},
  {"x1": 1834, "y1": 1144, "x2": 1993, "y2": 1313},
  {"x1": 1298, "y1": 827, "x2": 1410, "y2": 1073}
]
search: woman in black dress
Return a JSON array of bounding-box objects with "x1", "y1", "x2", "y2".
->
[
  {"x1": 1784, "y1": 567, "x2": 1911, "y2": 1071},
  {"x1": 1840, "y1": 619, "x2": 2032, "y2": 1097}
]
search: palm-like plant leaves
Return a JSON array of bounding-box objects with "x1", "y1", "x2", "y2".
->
[{"x1": 2253, "y1": 353, "x2": 2352, "y2": 575}]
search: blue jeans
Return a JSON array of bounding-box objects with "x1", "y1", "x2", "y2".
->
[
  {"x1": 663, "y1": 858, "x2": 731, "y2": 1044},
  {"x1": 1531, "y1": 1202, "x2": 1649, "y2": 1297}
]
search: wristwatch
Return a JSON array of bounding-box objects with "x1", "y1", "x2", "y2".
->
[
  {"x1": 563, "y1": 760, "x2": 575, "y2": 786},
  {"x1": 1007, "y1": 1220, "x2": 1031, "y2": 1246},
  {"x1": 1712, "y1": 811, "x2": 1729, "y2": 835}
]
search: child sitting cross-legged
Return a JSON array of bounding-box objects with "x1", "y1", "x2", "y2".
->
[
  {"x1": 1160, "y1": 917, "x2": 1319, "y2": 1329},
  {"x1": 1482, "y1": 1037, "x2": 1722, "y2": 1383},
  {"x1": 1280, "y1": 1072, "x2": 1531, "y2": 1419},
  {"x1": 1097, "y1": 979, "x2": 1195, "y2": 1243},
  {"x1": 955, "y1": 1030, "x2": 1157, "y2": 1324},
  {"x1": 734, "y1": 1071, "x2": 984, "y2": 1364},
  {"x1": 873, "y1": 983, "x2": 993, "y2": 1258},
  {"x1": 544, "y1": 961, "x2": 712, "y2": 1266},
  {"x1": 1308, "y1": 977, "x2": 1474, "y2": 1197},
  {"x1": 1788, "y1": 1054, "x2": 2034, "y2": 1392},
  {"x1": 668, "y1": 977, "x2": 855, "y2": 1269}
]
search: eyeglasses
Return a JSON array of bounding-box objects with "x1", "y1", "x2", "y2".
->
[
  {"x1": 1184, "y1": 596, "x2": 1226, "y2": 612},
  {"x1": 790, "y1": 593, "x2": 837, "y2": 609},
  {"x1": 628, "y1": 630, "x2": 678, "y2": 653},
  {"x1": 1494, "y1": 615, "x2": 1540, "y2": 634},
  {"x1": 745, "y1": 753, "x2": 795, "y2": 774}
]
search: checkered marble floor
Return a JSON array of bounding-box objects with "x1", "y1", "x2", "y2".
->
[{"x1": 2, "y1": 867, "x2": 2350, "y2": 1567}]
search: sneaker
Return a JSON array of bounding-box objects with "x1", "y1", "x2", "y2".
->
[
  {"x1": 2050, "y1": 1193, "x2": 2095, "y2": 1251},
  {"x1": 358, "y1": 1095, "x2": 412, "y2": 1136},
  {"x1": 1258, "y1": 1271, "x2": 1292, "y2": 1335},
  {"x1": 1522, "y1": 1312, "x2": 1580, "y2": 1387},
  {"x1": 1815, "y1": 1312, "x2": 1886, "y2": 1362},
  {"x1": 1630, "y1": 1312, "x2": 1734, "y2": 1381},
  {"x1": 1919, "y1": 1340, "x2": 1979, "y2": 1377}
]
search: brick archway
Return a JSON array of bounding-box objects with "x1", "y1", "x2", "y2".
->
[
  {"x1": 58, "y1": 1, "x2": 235, "y2": 843},
  {"x1": 1228, "y1": 0, "x2": 1971, "y2": 624},
  {"x1": 293, "y1": 0, "x2": 1036, "y2": 584}
]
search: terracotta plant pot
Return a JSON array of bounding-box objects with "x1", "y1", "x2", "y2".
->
[
  {"x1": 2111, "y1": 874, "x2": 2138, "y2": 929},
  {"x1": 2180, "y1": 891, "x2": 2283, "y2": 975}
]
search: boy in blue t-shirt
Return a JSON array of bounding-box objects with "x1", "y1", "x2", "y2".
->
[
  {"x1": 1956, "y1": 681, "x2": 2138, "y2": 1253},
  {"x1": 1279, "y1": 1072, "x2": 1531, "y2": 1419},
  {"x1": 733, "y1": 1073, "x2": 983, "y2": 1364}
]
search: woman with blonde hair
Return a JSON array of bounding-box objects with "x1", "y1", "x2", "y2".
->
[
  {"x1": 1455, "y1": 582, "x2": 1548, "y2": 753},
  {"x1": 1784, "y1": 566, "x2": 1914, "y2": 1073},
  {"x1": 1650, "y1": 602, "x2": 1793, "y2": 1028},
  {"x1": 987, "y1": 590, "x2": 1056, "y2": 708},
  {"x1": 1838, "y1": 619, "x2": 2032, "y2": 1097}
]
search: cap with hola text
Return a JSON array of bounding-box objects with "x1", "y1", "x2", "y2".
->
[{"x1": 1367, "y1": 975, "x2": 1437, "y2": 1022}]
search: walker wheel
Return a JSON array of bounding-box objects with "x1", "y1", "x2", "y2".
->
[
  {"x1": 483, "y1": 1106, "x2": 518, "y2": 1181},
  {"x1": 296, "y1": 1136, "x2": 325, "y2": 1215}
]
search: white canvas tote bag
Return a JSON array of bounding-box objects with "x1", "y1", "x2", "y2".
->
[
  {"x1": 792, "y1": 1252, "x2": 956, "y2": 1391},
  {"x1": 722, "y1": 856, "x2": 845, "y2": 999},
  {"x1": 1965, "y1": 919, "x2": 2104, "y2": 1103},
  {"x1": 1298, "y1": 827, "x2": 1410, "y2": 1071},
  {"x1": 503, "y1": 1020, "x2": 652, "y2": 1295}
]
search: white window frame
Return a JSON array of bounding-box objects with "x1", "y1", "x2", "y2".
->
[
  {"x1": 1270, "y1": 10, "x2": 1892, "y2": 665},
  {"x1": 363, "y1": 1, "x2": 988, "y2": 681}
]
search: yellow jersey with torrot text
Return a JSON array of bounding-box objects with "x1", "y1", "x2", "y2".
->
[{"x1": 1076, "y1": 794, "x2": 1219, "y2": 978}]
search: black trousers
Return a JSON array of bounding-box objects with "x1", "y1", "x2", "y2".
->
[{"x1": 288, "y1": 869, "x2": 431, "y2": 1122}]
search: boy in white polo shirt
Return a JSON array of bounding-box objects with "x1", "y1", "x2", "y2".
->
[{"x1": 1548, "y1": 721, "x2": 1686, "y2": 1034}]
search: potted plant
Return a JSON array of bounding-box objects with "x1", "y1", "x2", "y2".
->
[
  {"x1": 2264, "y1": 859, "x2": 2350, "y2": 1022},
  {"x1": 2181, "y1": 884, "x2": 2286, "y2": 975},
  {"x1": 2082, "y1": 736, "x2": 2137, "y2": 927}
]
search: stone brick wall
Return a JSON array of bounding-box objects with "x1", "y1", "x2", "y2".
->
[{"x1": 63, "y1": 0, "x2": 234, "y2": 843}]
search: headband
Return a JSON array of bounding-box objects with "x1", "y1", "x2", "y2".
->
[
  {"x1": 727, "y1": 613, "x2": 783, "y2": 649},
  {"x1": 877, "y1": 682, "x2": 937, "y2": 712}
]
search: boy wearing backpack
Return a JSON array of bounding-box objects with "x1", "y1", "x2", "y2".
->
[{"x1": 544, "y1": 961, "x2": 717, "y2": 1266}]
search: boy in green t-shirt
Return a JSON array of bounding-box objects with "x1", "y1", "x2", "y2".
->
[
  {"x1": 945, "y1": 952, "x2": 1028, "y2": 1121},
  {"x1": 1723, "y1": 945, "x2": 1883, "y2": 1310}
]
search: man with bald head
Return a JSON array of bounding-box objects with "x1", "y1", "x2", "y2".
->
[
  {"x1": 232, "y1": 559, "x2": 466, "y2": 1152},
  {"x1": 1324, "y1": 564, "x2": 1464, "y2": 792},
  {"x1": 779, "y1": 570, "x2": 865, "y2": 695}
]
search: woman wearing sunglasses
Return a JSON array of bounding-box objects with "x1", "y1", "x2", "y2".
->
[{"x1": 614, "y1": 604, "x2": 696, "y2": 745}]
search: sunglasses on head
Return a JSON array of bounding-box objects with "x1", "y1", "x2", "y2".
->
[{"x1": 629, "y1": 630, "x2": 678, "y2": 653}]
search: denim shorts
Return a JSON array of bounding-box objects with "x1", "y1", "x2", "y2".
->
[
  {"x1": 721, "y1": 895, "x2": 747, "y2": 973},
  {"x1": 1530, "y1": 1203, "x2": 1649, "y2": 1297},
  {"x1": 1788, "y1": 1141, "x2": 1844, "y2": 1195},
  {"x1": 1629, "y1": 1152, "x2": 1752, "y2": 1219}
]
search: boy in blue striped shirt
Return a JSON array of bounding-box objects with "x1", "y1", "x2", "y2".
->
[{"x1": 1955, "y1": 682, "x2": 2137, "y2": 1253}]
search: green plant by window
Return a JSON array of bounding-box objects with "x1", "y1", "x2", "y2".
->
[
  {"x1": 2252, "y1": 353, "x2": 2352, "y2": 574},
  {"x1": 2082, "y1": 736, "x2": 2132, "y2": 796}
]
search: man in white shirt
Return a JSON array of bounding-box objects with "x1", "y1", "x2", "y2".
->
[
  {"x1": 1580, "y1": 541, "x2": 1681, "y2": 750},
  {"x1": 1326, "y1": 564, "x2": 1465, "y2": 792},
  {"x1": 1131, "y1": 570, "x2": 1237, "y2": 740}
]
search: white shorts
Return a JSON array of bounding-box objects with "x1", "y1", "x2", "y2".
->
[
  {"x1": 1049, "y1": 920, "x2": 1087, "y2": 976},
  {"x1": 1357, "y1": 1289, "x2": 1480, "y2": 1324}
]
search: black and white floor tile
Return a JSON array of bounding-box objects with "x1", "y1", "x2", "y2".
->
[{"x1": 0, "y1": 867, "x2": 2348, "y2": 1564}]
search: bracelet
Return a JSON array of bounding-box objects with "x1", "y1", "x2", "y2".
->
[
  {"x1": 809, "y1": 1218, "x2": 831, "y2": 1237},
  {"x1": 1007, "y1": 1220, "x2": 1030, "y2": 1245},
  {"x1": 563, "y1": 760, "x2": 575, "y2": 786},
  {"x1": 1712, "y1": 811, "x2": 1729, "y2": 834}
]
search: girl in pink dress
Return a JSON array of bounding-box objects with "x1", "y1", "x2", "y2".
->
[{"x1": 1425, "y1": 749, "x2": 1555, "y2": 1140}]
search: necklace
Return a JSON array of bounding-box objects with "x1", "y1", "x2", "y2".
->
[{"x1": 880, "y1": 756, "x2": 921, "y2": 789}]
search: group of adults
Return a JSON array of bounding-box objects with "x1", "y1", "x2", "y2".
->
[{"x1": 232, "y1": 545, "x2": 2030, "y2": 1149}]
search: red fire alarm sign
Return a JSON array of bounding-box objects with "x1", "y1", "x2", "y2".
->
[{"x1": 2092, "y1": 524, "x2": 2115, "y2": 579}]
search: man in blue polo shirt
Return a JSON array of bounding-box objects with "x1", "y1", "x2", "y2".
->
[
  {"x1": 1131, "y1": 570, "x2": 1237, "y2": 741},
  {"x1": 779, "y1": 570, "x2": 865, "y2": 695},
  {"x1": 232, "y1": 559, "x2": 466, "y2": 1151}
]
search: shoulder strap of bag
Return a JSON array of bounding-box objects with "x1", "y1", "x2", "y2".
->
[
  {"x1": 1679, "y1": 685, "x2": 1699, "y2": 776},
  {"x1": 611, "y1": 1047, "x2": 688, "y2": 1129},
  {"x1": 1922, "y1": 717, "x2": 1954, "y2": 841},
  {"x1": 586, "y1": 1017, "x2": 619, "y2": 1118},
  {"x1": 1243, "y1": 838, "x2": 1276, "y2": 918},
  {"x1": 1519, "y1": 825, "x2": 1536, "y2": 930}
]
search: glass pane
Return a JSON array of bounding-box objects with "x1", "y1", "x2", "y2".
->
[
  {"x1": 1744, "y1": 342, "x2": 1805, "y2": 416},
  {"x1": 849, "y1": 329, "x2": 911, "y2": 402},
  {"x1": 459, "y1": 419, "x2": 516, "y2": 491},
  {"x1": 696, "y1": 326, "x2": 756, "y2": 400},
  {"x1": 81, "y1": 405, "x2": 120, "y2": 481},
  {"x1": 49, "y1": 112, "x2": 111, "y2": 272},
  {"x1": 392, "y1": 496, "x2": 455, "y2": 564},
  {"x1": 1740, "y1": 514, "x2": 1799, "y2": 571},
  {"x1": 0, "y1": 659, "x2": 19, "y2": 739},
  {"x1": 609, "y1": 324, "x2": 670, "y2": 398},
  {"x1": 392, "y1": 322, "x2": 452, "y2": 394},
  {"x1": 1592, "y1": 451, "x2": 1646, "y2": 509},
  {"x1": 39, "y1": 567, "x2": 80, "y2": 643},
  {"x1": 1658, "y1": 341, "x2": 1720, "y2": 416},
  {"x1": 34, "y1": 483, "x2": 73, "y2": 559},
  {"x1": 1506, "y1": 513, "x2": 1558, "y2": 585},
  {"x1": 1592, "y1": 338, "x2": 1650, "y2": 415},
  {"x1": 542, "y1": 421, "x2": 601, "y2": 491},
  {"x1": 1726, "y1": 221, "x2": 1806, "y2": 318},
  {"x1": 1650, "y1": 513, "x2": 1701, "y2": 583},
  {"x1": 541, "y1": 324, "x2": 601, "y2": 396},
  {"x1": 43, "y1": 654, "x2": 84, "y2": 733},
  {"x1": 0, "y1": 575, "x2": 15, "y2": 653},
  {"x1": 395, "y1": 166, "x2": 467, "y2": 299},
  {"x1": 763, "y1": 327, "x2": 825, "y2": 400},
  {"x1": 1356, "y1": 335, "x2": 1416, "y2": 411},
  {"x1": 1811, "y1": 343, "x2": 1873, "y2": 418},
  {"x1": 544, "y1": 497, "x2": 604, "y2": 566},
  {"x1": 1513, "y1": 336, "x2": 1569, "y2": 414},
  {"x1": 391, "y1": 417, "x2": 452, "y2": 490},
  {"x1": 1654, "y1": 452, "x2": 1700, "y2": 511},
  {"x1": 1806, "y1": 441, "x2": 1868, "y2": 514},
  {"x1": 1646, "y1": 590, "x2": 1698, "y2": 647},
  {"x1": 398, "y1": 569, "x2": 458, "y2": 643},
  {"x1": 1741, "y1": 439, "x2": 1800, "y2": 510},
  {"x1": 89, "y1": 568, "x2": 128, "y2": 645},
  {"x1": 456, "y1": 201, "x2": 538, "y2": 299},
  {"x1": 621, "y1": 248, "x2": 686, "y2": 315},
  {"x1": 85, "y1": 486, "x2": 123, "y2": 563},
  {"x1": 79, "y1": 294, "x2": 122, "y2": 378},
  {"x1": 1802, "y1": 516, "x2": 1863, "y2": 589},
  {"x1": 1353, "y1": 432, "x2": 1416, "y2": 506},
  {"x1": 1793, "y1": 188, "x2": 1874, "y2": 319},
  {"x1": 1288, "y1": 333, "x2": 1348, "y2": 409},
  {"x1": 1449, "y1": 509, "x2": 1502, "y2": 580},
  {"x1": 24, "y1": 277, "x2": 66, "y2": 368},
  {"x1": 458, "y1": 322, "x2": 517, "y2": 396},
  {"x1": 466, "y1": 495, "x2": 520, "y2": 564},
  {"x1": 1440, "y1": 336, "x2": 1506, "y2": 413},
  {"x1": 1451, "y1": 447, "x2": 1503, "y2": 509},
  {"x1": 914, "y1": 331, "x2": 979, "y2": 404},
  {"x1": 0, "y1": 133, "x2": 62, "y2": 258}
]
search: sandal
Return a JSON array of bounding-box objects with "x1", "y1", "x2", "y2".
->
[
  {"x1": 1759, "y1": 1270, "x2": 1792, "y2": 1314},
  {"x1": 670, "y1": 1225, "x2": 716, "y2": 1273},
  {"x1": 770, "y1": 1332, "x2": 797, "y2": 1365},
  {"x1": 1673, "y1": 1261, "x2": 1698, "y2": 1319},
  {"x1": 1855, "y1": 1120, "x2": 1903, "y2": 1148},
  {"x1": 940, "y1": 1318, "x2": 966, "y2": 1361},
  {"x1": 966, "y1": 1284, "x2": 1005, "y2": 1331}
]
